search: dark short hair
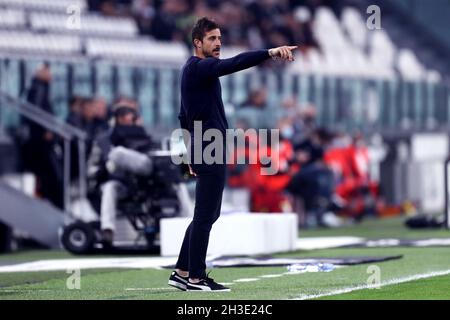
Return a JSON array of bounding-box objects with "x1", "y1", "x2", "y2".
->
[
  {"x1": 68, "y1": 95, "x2": 81, "y2": 107},
  {"x1": 114, "y1": 106, "x2": 138, "y2": 119},
  {"x1": 191, "y1": 17, "x2": 219, "y2": 47},
  {"x1": 315, "y1": 128, "x2": 334, "y2": 143}
]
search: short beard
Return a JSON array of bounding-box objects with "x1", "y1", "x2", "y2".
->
[{"x1": 203, "y1": 49, "x2": 214, "y2": 58}]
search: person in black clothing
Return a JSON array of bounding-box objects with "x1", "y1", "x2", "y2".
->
[
  {"x1": 168, "y1": 17, "x2": 297, "y2": 292},
  {"x1": 66, "y1": 96, "x2": 110, "y2": 180},
  {"x1": 286, "y1": 128, "x2": 335, "y2": 227},
  {"x1": 91, "y1": 97, "x2": 110, "y2": 136},
  {"x1": 79, "y1": 98, "x2": 110, "y2": 157},
  {"x1": 66, "y1": 95, "x2": 85, "y2": 179},
  {"x1": 66, "y1": 95, "x2": 84, "y2": 128},
  {"x1": 23, "y1": 63, "x2": 64, "y2": 209}
]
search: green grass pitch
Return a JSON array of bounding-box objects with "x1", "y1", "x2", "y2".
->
[{"x1": 0, "y1": 216, "x2": 449, "y2": 300}]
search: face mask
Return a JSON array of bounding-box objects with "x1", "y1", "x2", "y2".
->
[{"x1": 281, "y1": 127, "x2": 294, "y2": 139}]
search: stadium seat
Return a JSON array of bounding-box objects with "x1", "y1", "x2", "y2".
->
[
  {"x1": 341, "y1": 7, "x2": 368, "y2": 50},
  {"x1": 30, "y1": 12, "x2": 138, "y2": 37},
  {"x1": 85, "y1": 37, "x2": 188, "y2": 64},
  {"x1": 0, "y1": 30, "x2": 81, "y2": 55},
  {"x1": 0, "y1": 0, "x2": 87, "y2": 12},
  {"x1": 426, "y1": 69, "x2": 441, "y2": 83},
  {"x1": 219, "y1": 46, "x2": 248, "y2": 60},
  {"x1": 367, "y1": 29, "x2": 397, "y2": 79},
  {"x1": 289, "y1": 48, "x2": 327, "y2": 75},
  {"x1": 0, "y1": 8, "x2": 26, "y2": 28},
  {"x1": 396, "y1": 49, "x2": 425, "y2": 80}
]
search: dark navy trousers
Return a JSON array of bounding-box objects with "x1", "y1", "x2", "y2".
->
[{"x1": 175, "y1": 164, "x2": 226, "y2": 279}]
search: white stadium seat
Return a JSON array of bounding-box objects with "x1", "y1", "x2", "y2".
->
[
  {"x1": 0, "y1": 2, "x2": 434, "y2": 81},
  {"x1": 0, "y1": 8, "x2": 26, "y2": 28},
  {"x1": 0, "y1": 0, "x2": 87, "y2": 12},
  {"x1": 0, "y1": 30, "x2": 81, "y2": 54},
  {"x1": 426, "y1": 70, "x2": 441, "y2": 83},
  {"x1": 29, "y1": 12, "x2": 138, "y2": 37},
  {"x1": 397, "y1": 49, "x2": 425, "y2": 80},
  {"x1": 315, "y1": 6, "x2": 341, "y2": 31},
  {"x1": 219, "y1": 46, "x2": 248, "y2": 59},
  {"x1": 341, "y1": 7, "x2": 368, "y2": 50},
  {"x1": 288, "y1": 48, "x2": 328, "y2": 75},
  {"x1": 85, "y1": 37, "x2": 188, "y2": 64},
  {"x1": 367, "y1": 29, "x2": 397, "y2": 79}
]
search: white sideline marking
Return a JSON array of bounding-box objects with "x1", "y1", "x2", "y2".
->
[
  {"x1": 0, "y1": 255, "x2": 220, "y2": 273},
  {"x1": 260, "y1": 274, "x2": 284, "y2": 278},
  {"x1": 0, "y1": 289, "x2": 53, "y2": 292},
  {"x1": 0, "y1": 257, "x2": 178, "y2": 272},
  {"x1": 125, "y1": 287, "x2": 177, "y2": 291},
  {"x1": 233, "y1": 278, "x2": 260, "y2": 282},
  {"x1": 293, "y1": 269, "x2": 450, "y2": 300},
  {"x1": 296, "y1": 237, "x2": 364, "y2": 250}
]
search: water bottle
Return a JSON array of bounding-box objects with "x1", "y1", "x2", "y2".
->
[
  {"x1": 287, "y1": 263, "x2": 335, "y2": 273},
  {"x1": 287, "y1": 264, "x2": 307, "y2": 273},
  {"x1": 305, "y1": 264, "x2": 320, "y2": 272},
  {"x1": 318, "y1": 263, "x2": 336, "y2": 272}
]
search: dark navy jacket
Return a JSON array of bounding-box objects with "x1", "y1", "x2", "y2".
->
[
  {"x1": 178, "y1": 50, "x2": 270, "y2": 133},
  {"x1": 178, "y1": 50, "x2": 270, "y2": 170}
]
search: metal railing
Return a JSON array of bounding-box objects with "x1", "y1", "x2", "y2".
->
[{"x1": 0, "y1": 90, "x2": 87, "y2": 213}]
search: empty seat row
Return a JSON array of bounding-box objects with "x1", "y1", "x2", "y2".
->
[
  {"x1": 341, "y1": 7, "x2": 368, "y2": 50},
  {"x1": 0, "y1": 0, "x2": 87, "y2": 12},
  {"x1": 0, "y1": 8, "x2": 26, "y2": 27},
  {"x1": 29, "y1": 12, "x2": 138, "y2": 37},
  {"x1": 85, "y1": 37, "x2": 188, "y2": 64},
  {"x1": 0, "y1": 31, "x2": 80, "y2": 54},
  {"x1": 302, "y1": 6, "x2": 439, "y2": 80},
  {"x1": 287, "y1": 46, "x2": 440, "y2": 81},
  {"x1": 0, "y1": 3, "x2": 441, "y2": 81},
  {"x1": 0, "y1": 29, "x2": 189, "y2": 64}
]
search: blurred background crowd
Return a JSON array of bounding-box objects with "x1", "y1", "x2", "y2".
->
[
  {"x1": 1, "y1": 0, "x2": 450, "y2": 252},
  {"x1": 87, "y1": 0, "x2": 335, "y2": 52}
]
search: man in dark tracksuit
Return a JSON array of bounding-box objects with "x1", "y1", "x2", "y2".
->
[{"x1": 168, "y1": 17, "x2": 297, "y2": 292}]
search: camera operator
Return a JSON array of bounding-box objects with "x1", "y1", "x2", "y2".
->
[{"x1": 87, "y1": 105, "x2": 155, "y2": 246}]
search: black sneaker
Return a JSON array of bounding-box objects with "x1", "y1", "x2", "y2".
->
[
  {"x1": 186, "y1": 273, "x2": 231, "y2": 292},
  {"x1": 168, "y1": 271, "x2": 189, "y2": 291}
]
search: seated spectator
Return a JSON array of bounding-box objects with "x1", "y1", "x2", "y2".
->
[
  {"x1": 92, "y1": 97, "x2": 110, "y2": 135},
  {"x1": 66, "y1": 95, "x2": 84, "y2": 128},
  {"x1": 86, "y1": 0, "x2": 328, "y2": 55},
  {"x1": 291, "y1": 103, "x2": 318, "y2": 145},
  {"x1": 132, "y1": 0, "x2": 155, "y2": 35},
  {"x1": 113, "y1": 96, "x2": 139, "y2": 111},
  {"x1": 286, "y1": 128, "x2": 335, "y2": 227},
  {"x1": 151, "y1": 0, "x2": 189, "y2": 41}
]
